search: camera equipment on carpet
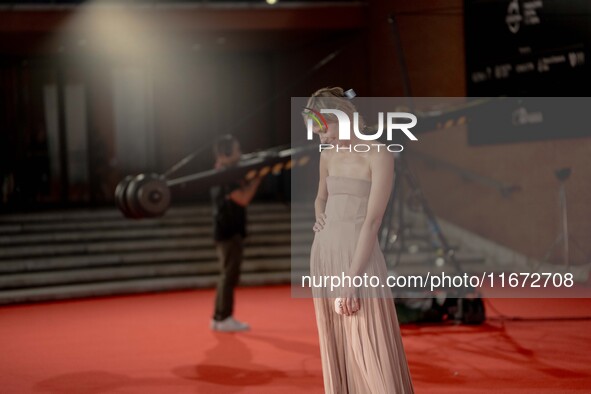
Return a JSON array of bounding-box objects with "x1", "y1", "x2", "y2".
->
[{"x1": 114, "y1": 143, "x2": 317, "y2": 219}]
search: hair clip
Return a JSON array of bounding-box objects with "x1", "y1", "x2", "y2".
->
[{"x1": 343, "y1": 89, "x2": 356, "y2": 99}]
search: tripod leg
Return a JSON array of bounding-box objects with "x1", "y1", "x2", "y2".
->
[
  {"x1": 395, "y1": 163, "x2": 406, "y2": 263},
  {"x1": 386, "y1": 158, "x2": 406, "y2": 268},
  {"x1": 399, "y1": 155, "x2": 464, "y2": 274},
  {"x1": 541, "y1": 234, "x2": 564, "y2": 264},
  {"x1": 559, "y1": 184, "x2": 570, "y2": 268},
  {"x1": 542, "y1": 182, "x2": 571, "y2": 267},
  {"x1": 380, "y1": 173, "x2": 396, "y2": 251}
]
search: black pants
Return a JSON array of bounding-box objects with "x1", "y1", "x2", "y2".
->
[{"x1": 213, "y1": 233, "x2": 244, "y2": 321}]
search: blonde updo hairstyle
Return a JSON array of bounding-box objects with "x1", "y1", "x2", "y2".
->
[{"x1": 304, "y1": 86, "x2": 366, "y2": 132}]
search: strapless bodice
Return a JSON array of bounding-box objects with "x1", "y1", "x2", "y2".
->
[{"x1": 324, "y1": 175, "x2": 371, "y2": 223}]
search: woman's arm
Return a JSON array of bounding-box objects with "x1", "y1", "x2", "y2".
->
[
  {"x1": 347, "y1": 150, "x2": 394, "y2": 279},
  {"x1": 314, "y1": 151, "x2": 329, "y2": 219},
  {"x1": 338, "y1": 150, "x2": 394, "y2": 315}
]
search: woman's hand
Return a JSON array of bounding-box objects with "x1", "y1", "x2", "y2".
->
[
  {"x1": 334, "y1": 287, "x2": 360, "y2": 316},
  {"x1": 313, "y1": 213, "x2": 327, "y2": 232}
]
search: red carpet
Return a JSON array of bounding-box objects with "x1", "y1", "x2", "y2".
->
[{"x1": 1, "y1": 285, "x2": 590, "y2": 393}]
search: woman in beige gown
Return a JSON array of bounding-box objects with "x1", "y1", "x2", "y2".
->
[{"x1": 305, "y1": 87, "x2": 415, "y2": 394}]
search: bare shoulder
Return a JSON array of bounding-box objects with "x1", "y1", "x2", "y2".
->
[
  {"x1": 320, "y1": 148, "x2": 335, "y2": 158},
  {"x1": 319, "y1": 149, "x2": 331, "y2": 172},
  {"x1": 319, "y1": 148, "x2": 334, "y2": 165}
]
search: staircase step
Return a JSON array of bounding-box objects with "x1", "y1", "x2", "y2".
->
[
  {"x1": 0, "y1": 215, "x2": 297, "y2": 235},
  {"x1": 0, "y1": 271, "x2": 291, "y2": 305},
  {"x1": 0, "y1": 203, "x2": 290, "y2": 223},
  {"x1": 0, "y1": 258, "x2": 291, "y2": 289},
  {"x1": 0, "y1": 244, "x2": 310, "y2": 272},
  {"x1": 0, "y1": 226, "x2": 204, "y2": 245},
  {"x1": 0, "y1": 232, "x2": 316, "y2": 260},
  {"x1": 0, "y1": 225, "x2": 314, "y2": 247},
  {"x1": 0, "y1": 238, "x2": 210, "y2": 259}
]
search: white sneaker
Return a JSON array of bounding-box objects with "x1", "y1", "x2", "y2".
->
[{"x1": 210, "y1": 316, "x2": 250, "y2": 332}]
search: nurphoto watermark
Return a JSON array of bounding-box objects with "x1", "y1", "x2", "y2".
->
[{"x1": 303, "y1": 108, "x2": 418, "y2": 152}]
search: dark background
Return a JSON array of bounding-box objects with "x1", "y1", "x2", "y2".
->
[{"x1": 0, "y1": 0, "x2": 590, "y2": 263}]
